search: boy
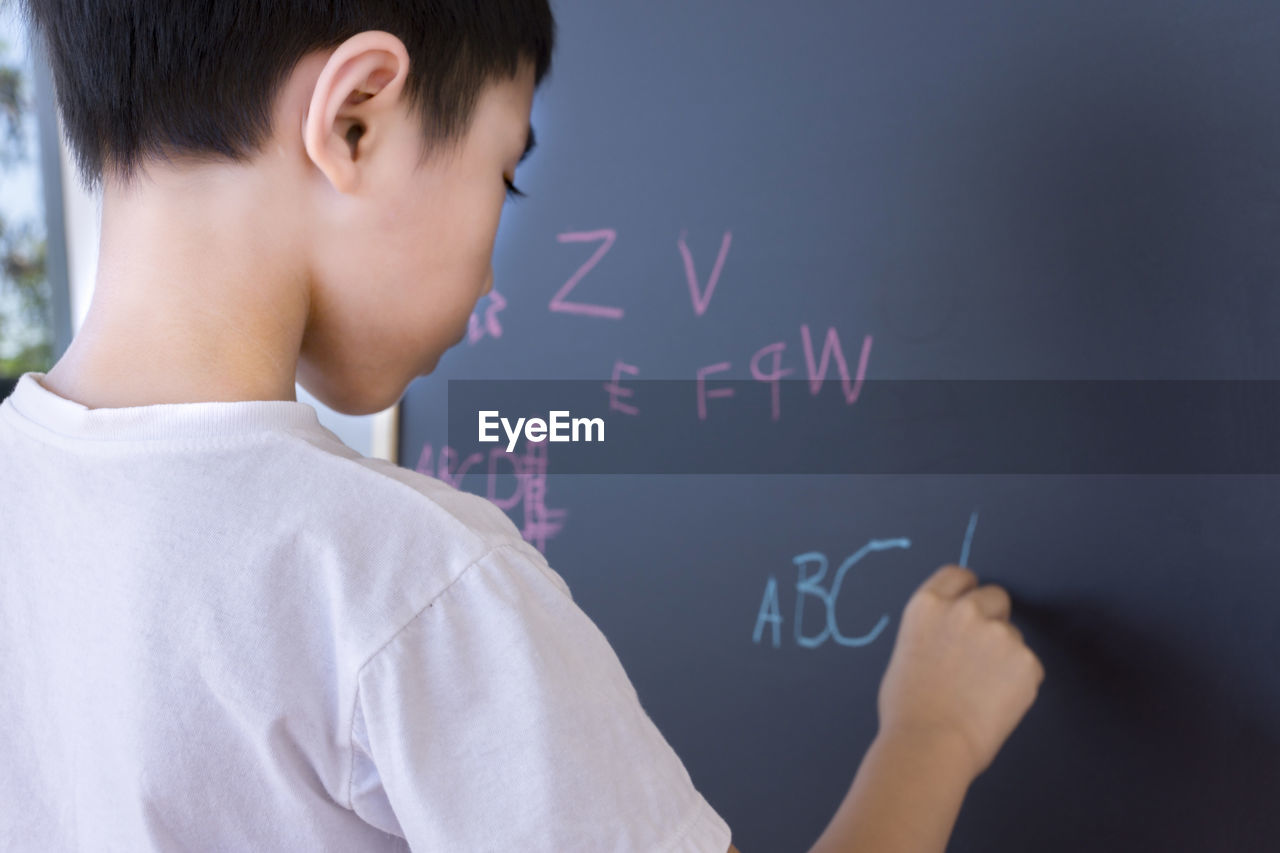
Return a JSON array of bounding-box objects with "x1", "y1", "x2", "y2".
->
[{"x1": 0, "y1": 1, "x2": 1043, "y2": 850}]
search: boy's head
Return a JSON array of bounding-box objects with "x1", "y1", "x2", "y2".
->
[{"x1": 20, "y1": 2, "x2": 555, "y2": 415}]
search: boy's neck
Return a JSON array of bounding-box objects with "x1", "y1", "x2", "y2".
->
[{"x1": 44, "y1": 162, "x2": 311, "y2": 411}]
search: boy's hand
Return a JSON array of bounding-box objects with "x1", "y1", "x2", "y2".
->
[{"x1": 876, "y1": 565, "x2": 1044, "y2": 781}]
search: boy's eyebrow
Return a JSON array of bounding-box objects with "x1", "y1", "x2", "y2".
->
[{"x1": 519, "y1": 125, "x2": 536, "y2": 164}]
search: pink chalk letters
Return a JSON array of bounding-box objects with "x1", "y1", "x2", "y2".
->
[
  {"x1": 551, "y1": 227, "x2": 875, "y2": 421},
  {"x1": 424, "y1": 225, "x2": 878, "y2": 550},
  {"x1": 678, "y1": 229, "x2": 732, "y2": 316},
  {"x1": 550, "y1": 229, "x2": 624, "y2": 319}
]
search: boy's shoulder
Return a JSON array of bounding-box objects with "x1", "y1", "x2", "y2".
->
[
  {"x1": 282, "y1": 423, "x2": 551, "y2": 585},
  {"x1": 351, "y1": 451, "x2": 523, "y2": 550}
]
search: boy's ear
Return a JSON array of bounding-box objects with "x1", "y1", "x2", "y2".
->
[{"x1": 303, "y1": 30, "x2": 410, "y2": 194}]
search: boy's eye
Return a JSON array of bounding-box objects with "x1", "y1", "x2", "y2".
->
[{"x1": 504, "y1": 175, "x2": 526, "y2": 201}]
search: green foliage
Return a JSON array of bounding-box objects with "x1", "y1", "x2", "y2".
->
[
  {"x1": 0, "y1": 211, "x2": 52, "y2": 375},
  {"x1": 0, "y1": 25, "x2": 53, "y2": 377}
]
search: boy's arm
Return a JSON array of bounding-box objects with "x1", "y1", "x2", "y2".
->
[
  {"x1": 801, "y1": 564, "x2": 1043, "y2": 853},
  {"x1": 804, "y1": 727, "x2": 973, "y2": 853},
  {"x1": 725, "y1": 728, "x2": 972, "y2": 853},
  {"x1": 726, "y1": 727, "x2": 971, "y2": 853}
]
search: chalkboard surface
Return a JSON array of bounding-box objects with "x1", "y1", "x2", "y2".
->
[{"x1": 399, "y1": 2, "x2": 1280, "y2": 850}]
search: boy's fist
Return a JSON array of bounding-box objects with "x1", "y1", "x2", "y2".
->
[{"x1": 876, "y1": 565, "x2": 1044, "y2": 780}]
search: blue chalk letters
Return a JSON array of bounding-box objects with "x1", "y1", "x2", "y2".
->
[{"x1": 753, "y1": 538, "x2": 912, "y2": 649}]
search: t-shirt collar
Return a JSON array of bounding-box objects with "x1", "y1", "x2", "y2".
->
[{"x1": 1, "y1": 371, "x2": 324, "y2": 443}]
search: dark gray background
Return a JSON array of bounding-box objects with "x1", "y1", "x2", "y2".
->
[{"x1": 401, "y1": 2, "x2": 1280, "y2": 849}]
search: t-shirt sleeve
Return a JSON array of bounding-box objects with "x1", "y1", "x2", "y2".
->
[{"x1": 347, "y1": 542, "x2": 733, "y2": 852}]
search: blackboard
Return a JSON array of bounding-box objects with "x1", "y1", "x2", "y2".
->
[{"x1": 398, "y1": 2, "x2": 1280, "y2": 850}]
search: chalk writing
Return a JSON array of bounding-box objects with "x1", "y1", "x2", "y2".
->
[
  {"x1": 604, "y1": 360, "x2": 640, "y2": 416},
  {"x1": 605, "y1": 326, "x2": 874, "y2": 422},
  {"x1": 754, "y1": 513, "x2": 982, "y2": 649},
  {"x1": 960, "y1": 509, "x2": 979, "y2": 567},
  {"x1": 753, "y1": 576, "x2": 783, "y2": 647},
  {"x1": 551, "y1": 229, "x2": 623, "y2": 319},
  {"x1": 696, "y1": 362, "x2": 735, "y2": 420},
  {"x1": 748, "y1": 341, "x2": 793, "y2": 421},
  {"x1": 467, "y1": 289, "x2": 508, "y2": 344},
  {"x1": 753, "y1": 538, "x2": 912, "y2": 649},
  {"x1": 415, "y1": 443, "x2": 483, "y2": 489},
  {"x1": 513, "y1": 439, "x2": 566, "y2": 553},
  {"x1": 677, "y1": 230, "x2": 733, "y2": 316},
  {"x1": 800, "y1": 325, "x2": 873, "y2": 403}
]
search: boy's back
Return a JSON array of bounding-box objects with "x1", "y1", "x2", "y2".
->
[{"x1": 0, "y1": 372, "x2": 732, "y2": 849}]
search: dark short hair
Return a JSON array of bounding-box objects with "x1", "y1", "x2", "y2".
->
[{"x1": 16, "y1": 0, "x2": 555, "y2": 193}]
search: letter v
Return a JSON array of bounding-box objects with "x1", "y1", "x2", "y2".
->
[{"x1": 678, "y1": 229, "x2": 732, "y2": 317}]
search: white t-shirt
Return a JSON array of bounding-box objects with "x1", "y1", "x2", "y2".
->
[{"x1": 0, "y1": 372, "x2": 732, "y2": 852}]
